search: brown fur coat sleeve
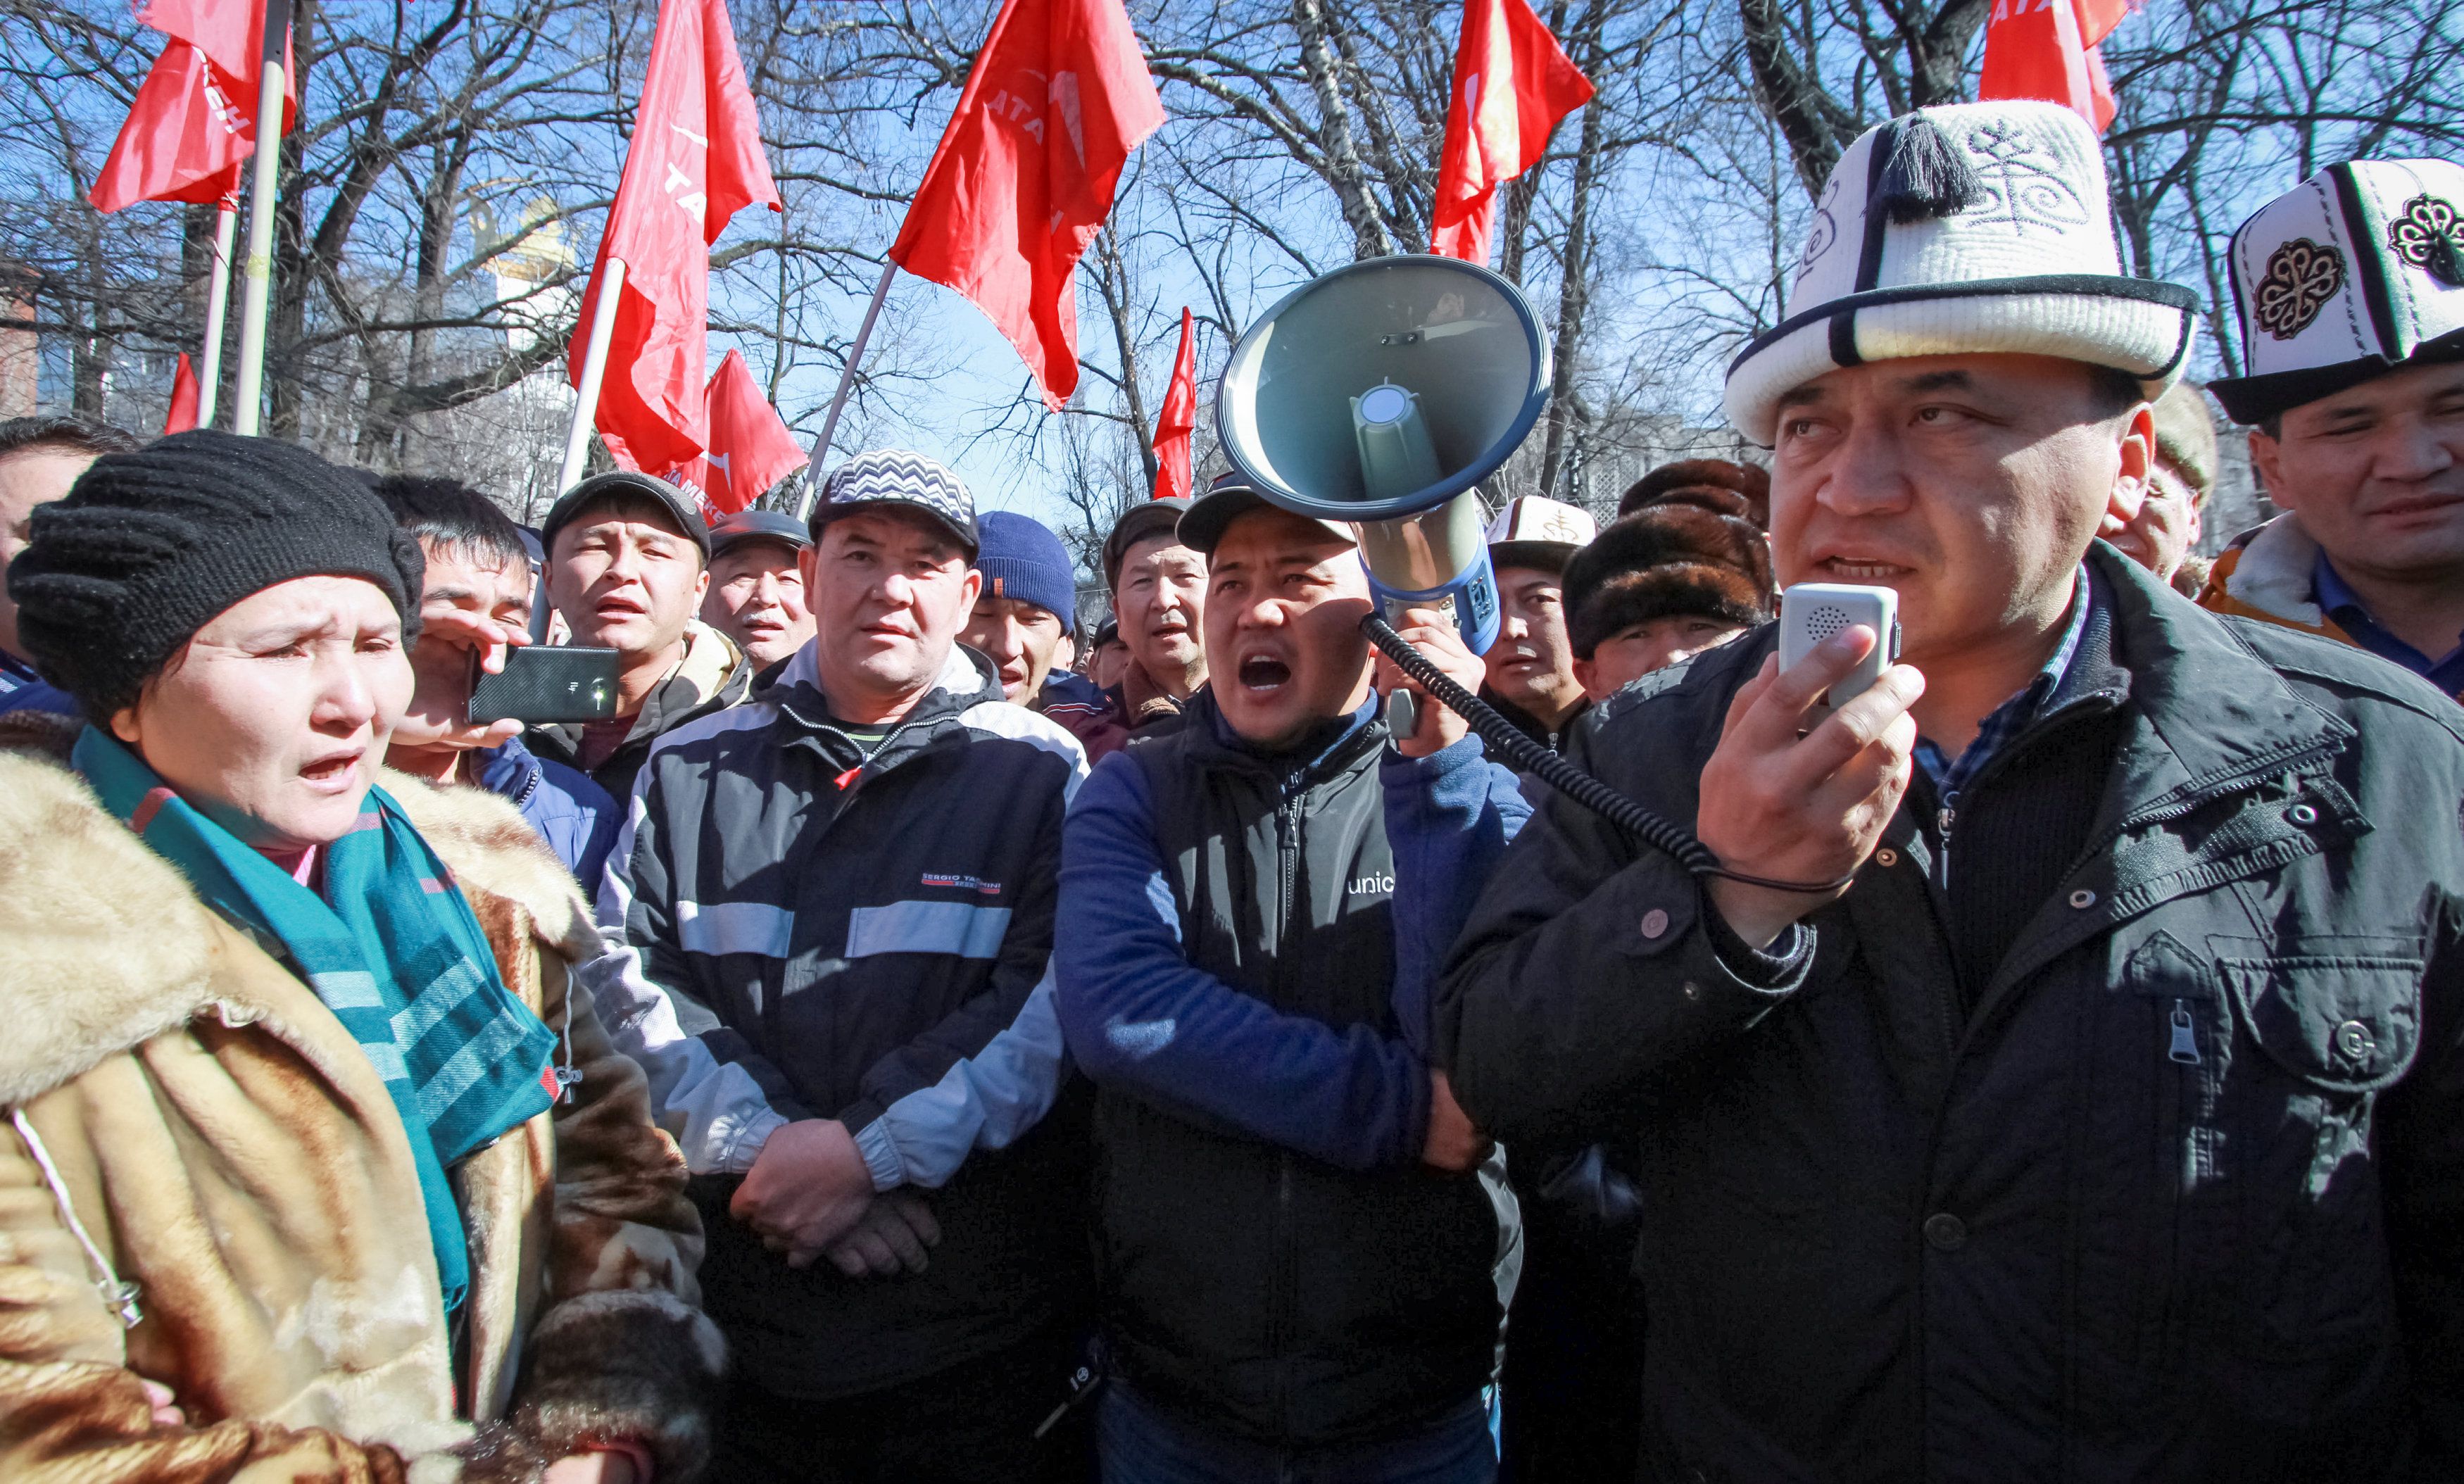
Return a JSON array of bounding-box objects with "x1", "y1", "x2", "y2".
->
[{"x1": 387, "y1": 772, "x2": 726, "y2": 1483}]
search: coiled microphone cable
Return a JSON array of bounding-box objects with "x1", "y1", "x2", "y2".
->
[{"x1": 1361, "y1": 613, "x2": 1855, "y2": 895}]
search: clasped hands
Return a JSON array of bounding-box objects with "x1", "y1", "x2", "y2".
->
[{"x1": 729, "y1": 1119, "x2": 941, "y2": 1276}]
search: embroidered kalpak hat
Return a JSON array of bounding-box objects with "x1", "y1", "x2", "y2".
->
[
  {"x1": 2208, "y1": 158, "x2": 2464, "y2": 425},
  {"x1": 1723, "y1": 101, "x2": 2200, "y2": 446},
  {"x1": 1485, "y1": 494, "x2": 1597, "y2": 573}
]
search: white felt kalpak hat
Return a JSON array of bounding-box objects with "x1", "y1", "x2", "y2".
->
[
  {"x1": 2208, "y1": 158, "x2": 2464, "y2": 425},
  {"x1": 1485, "y1": 494, "x2": 1597, "y2": 572},
  {"x1": 1723, "y1": 101, "x2": 2200, "y2": 447}
]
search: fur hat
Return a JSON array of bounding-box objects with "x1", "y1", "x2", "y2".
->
[
  {"x1": 1723, "y1": 101, "x2": 2199, "y2": 446},
  {"x1": 1616, "y1": 459, "x2": 1771, "y2": 527},
  {"x1": 2208, "y1": 157, "x2": 2464, "y2": 425},
  {"x1": 1561, "y1": 506, "x2": 1775, "y2": 659}
]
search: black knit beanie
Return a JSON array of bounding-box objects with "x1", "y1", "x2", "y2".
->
[{"x1": 8, "y1": 429, "x2": 425, "y2": 722}]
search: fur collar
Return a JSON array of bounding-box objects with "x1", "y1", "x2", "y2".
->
[
  {"x1": 0, "y1": 714, "x2": 605, "y2": 1105},
  {"x1": 2220, "y1": 512, "x2": 2325, "y2": 628},
  {"x1": 0, "y1": 717, "x2": 227, "y2": 1106}
]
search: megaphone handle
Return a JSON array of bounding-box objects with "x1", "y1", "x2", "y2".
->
[{"x1": 1357, "y1": 614, "x2": 1856, "y2": 895}]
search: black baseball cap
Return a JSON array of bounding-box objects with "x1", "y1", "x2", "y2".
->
[
  {"x1": 710, "y1": 508, "x2": 812, "y2": 560},
  {"x1": 541, "y1": 471, "x2": 712, "y2": 561},
  {"x1": 1101, "y1": 497, "x2": 1195, "y2": 589}
]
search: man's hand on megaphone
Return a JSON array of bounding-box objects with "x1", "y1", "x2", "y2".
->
[{"x1": 1376, "y1": 606, "x2": 1481, "y2": 758}]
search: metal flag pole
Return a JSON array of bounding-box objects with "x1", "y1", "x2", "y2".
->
[
  {"x1": 555, "y1": 258, "x2": 628, "y2": 493},
  {"x1": 229, "y1": 0, "x2": 289, "y2": 436},
  {"x1": 195, "y1": 201, "x2": 238, "y2": 427},
  {"x1": 792, "y1": 258, "x2": 895, "y2": 520}
]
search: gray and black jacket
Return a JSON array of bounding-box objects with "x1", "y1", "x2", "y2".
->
[
  {"x1": 598, "y1": 641, "x2": 1090, "y2": 1400},
  {"x1": 1441, "y1": 545, "x2": 2464, "y2": 1480}
]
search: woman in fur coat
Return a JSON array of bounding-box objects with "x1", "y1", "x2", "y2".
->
[{"x1": 0, "y1": 431, "x2": 723, "y2": 1483}]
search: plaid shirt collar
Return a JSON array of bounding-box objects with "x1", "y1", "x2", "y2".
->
[{"x1": 1914, "y1": 563, "x2": 2097, "y2": 807}]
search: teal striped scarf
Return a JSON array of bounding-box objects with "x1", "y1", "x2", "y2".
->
[{"x1": 74, "y1": 727, "x2": 556, "y2": 1316}]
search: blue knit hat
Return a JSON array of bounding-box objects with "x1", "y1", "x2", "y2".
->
[{"x1": 974, "y1": 511, "x2": 1076, "y2": 624}]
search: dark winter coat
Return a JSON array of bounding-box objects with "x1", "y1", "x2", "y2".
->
[
  {"x1": 606, "y1": 641, "x2": 1093, "y2": 1400},
  {"x1": 1440, "y1": 546, "x2": 2464, "y2": 1483}
]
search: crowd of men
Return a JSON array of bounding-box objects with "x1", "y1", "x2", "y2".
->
[{"x1": 0, "y1": 99, "x2": 2460, "y2": 1484}]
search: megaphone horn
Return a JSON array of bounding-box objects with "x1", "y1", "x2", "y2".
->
[{"x1": 1213, "y1": 255, "x2": 1553, "y2": 655}]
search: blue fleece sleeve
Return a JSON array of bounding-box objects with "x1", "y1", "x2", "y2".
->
[
  {"x1": 1054, "y1": 753, "x2": 1431, "y2": 1172},
  {"x1": 1383, "y1": 739, "x2": 1532, "y2": 1058}
]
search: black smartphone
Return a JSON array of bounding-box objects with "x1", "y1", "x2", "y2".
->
[{"x1": 467, "y1": 646, "x2": 621, "y2": 725}]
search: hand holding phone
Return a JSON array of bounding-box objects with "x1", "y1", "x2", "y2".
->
[{"x1": 1777, "y1": 584, "x2": 1900, "y2": 722}]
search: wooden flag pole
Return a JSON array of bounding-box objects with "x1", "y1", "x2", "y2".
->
[
  {"x1": 230, "y1": 0, "x2": 289, "y2": 436},
  {"x1": 793, "y1": 258, "x2": 896, "y2": 520},
  {"x1": 555, "y1": 257, "x2": 628, "y2": 494},
  {"x1": 196, "y1": 201, "x2": 237, "y2": 427}
]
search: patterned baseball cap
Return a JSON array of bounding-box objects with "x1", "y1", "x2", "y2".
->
[{"x1": 807, "y1": 448, "x2": 979, "y2": 555}]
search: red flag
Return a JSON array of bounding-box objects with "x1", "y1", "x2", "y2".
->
[
  {"x1": 570, "y1": 0, "x2": 782, "y2": 474},
  {"x1": 90, "y1": 44, "x2": 249, "y2": 213},
  {"x1": 1980, "y1": 0, "x2": 2123, "y2": 132},
  {"x1": 1428, "y1": 0, "x2": 1594, "y2": 264},
  {"x1": 1149, "y1": 308, "x2": 1196, "y2": 502},
  {"x1": 89, "y1": 0, "x2": 295, "y2": 217},
  {"x1": 667, "y1": 349, "x2": 806, "y2": 515},
  {"x1": 163, "y1": 353, "x2": 200, "y2": 434},
  {"x1": 888, "y1": 0, "x2": 1164, "y2": 410}
]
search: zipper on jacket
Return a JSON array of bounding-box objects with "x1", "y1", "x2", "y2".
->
[
  {"x1": 1269, "y1": 765, "x2": 1306, "y2": 1437},
  {"x1": 2167, "y1": 1000, "x2": 2201, "y2": 1065}
]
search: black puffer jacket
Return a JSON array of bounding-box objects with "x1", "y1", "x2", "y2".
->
[{"x1": 1440, "y1": 547, "x2": 2464, "y2": 1482}]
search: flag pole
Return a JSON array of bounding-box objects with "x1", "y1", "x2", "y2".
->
[
  {"x1": 556, "y1": 257, "x2": 628, "y2": 493},
  {"x1": 196, "y1": 201, "x2": 237, "y2": 427},
  {"x1": 793, "y1": 258, "x2": 895, "y2": 520},
  {"x1": 230, "y1": 0, "x2": 289, "y2": 436}
]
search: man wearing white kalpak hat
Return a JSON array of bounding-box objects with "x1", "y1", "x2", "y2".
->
[
  {"x1": 2196, "y1": 158, "x2": 2464, "y2": 702},
  {"x1": 1438, "y1": 100, "x2": 2464, "y2": 1480}
]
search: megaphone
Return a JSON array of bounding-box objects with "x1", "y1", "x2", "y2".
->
[{"x1": 1214, "y1": 255, "x2": 1552, "y2": 655}]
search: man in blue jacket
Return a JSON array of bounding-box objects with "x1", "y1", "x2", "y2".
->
[{"x1": 1055, "y1": 479, "x2": 1526, "y2": 1483}]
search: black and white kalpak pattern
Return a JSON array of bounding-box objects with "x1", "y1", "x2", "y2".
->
[
  {"x1": 812, "y1": 448, "x2": 981, "y2": 554},
  {"x1": 1722, "y1": 100, "x2": 2199, "y2": 448},
  {"x1": 2211, "y1": 156, "x2": 2464, "y2": 425}
]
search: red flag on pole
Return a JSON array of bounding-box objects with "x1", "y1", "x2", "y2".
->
[
  {"x1": 1428, "y1": 0, "x2": 1594, "y2": 264},
  {"x1": 666, "y1": 349, "x2": 807, "y2": 515},
  {"x1": 888, "y1": 0, "x2": 1164, "y2": 410},
  {"x1": 1149, "y1": 308, "x2": 1197, "y2": 502},
  {"x1": 163, "y1": 353, "x2": 201, "y2": 433},
  {"x1": 89, "y1": 0, "x2": 295, "y2": 215},
  {"x1": 1979, "y1": 0, "x2": 2125, "y2": 132},
  {"x1": 570, "y1": 0, "x2": 782, "y2": 474}
]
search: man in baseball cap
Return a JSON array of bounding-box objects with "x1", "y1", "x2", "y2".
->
[
  {"x1": 1443, "y1": 100, "x2": 2464, "y2": 1478},
  {"x1": 2198, "y1": 158, "x2": 2464, "y2": 700},
  {"x1": 701, "y1": 509, "x2": 817, "y2": 674},
  {"x1": 1068, "y1": 491, "x2": 1210, "y2": 761},
  {"x1": 533, "y1": 470, "x2": 749, "y2": 800}
]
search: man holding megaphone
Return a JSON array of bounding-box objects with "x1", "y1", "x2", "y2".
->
[
  {"x1": 1434, "y1": 101, "x2": 2464, "y2": 1478},
  {"x1": 1053, "y1": 479, "x2": 1528, "y2": 1483}
]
